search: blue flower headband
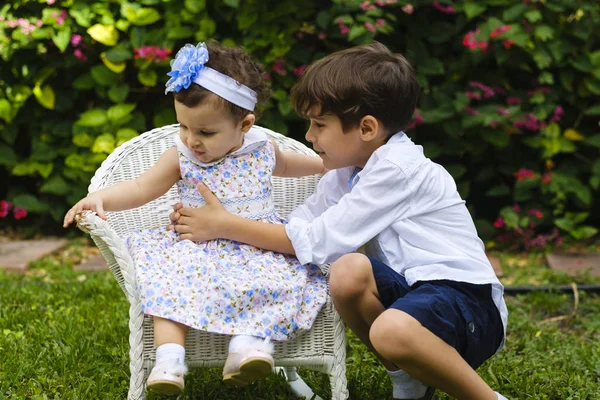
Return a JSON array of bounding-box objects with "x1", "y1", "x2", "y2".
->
[{"x1": 165, "y1": 42, "x2": 257, "y2": 111}]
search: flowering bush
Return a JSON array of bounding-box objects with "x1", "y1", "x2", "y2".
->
[
  {"x1": 0, "y1": 200, "x2": 27, "y2": 221},
  {"x1": 0, "y1": 0, "x2": 598, "y2": 244}
]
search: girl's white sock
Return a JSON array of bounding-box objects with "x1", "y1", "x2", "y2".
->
[
  {"x1": 387, "y1": 369, "x2": 428, "y2": 399},
  {"x1": 496, "y1": 393, "x2": 509, "y2": 400},
  {"x1": 155, "y1": 343, "x2": 185, "y2": 367},
  {"x1": 228, "y1": 335, "x2": 274, "y2": 354}
]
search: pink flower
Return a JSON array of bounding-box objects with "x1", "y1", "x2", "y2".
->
[
  {"x1": 0, "y1": 200, "x2": 12, "y2": 218},
  {"x1": 339, "y1": 24, "x2": 350, "y2": 35},
  {"x1": 493, "y1": 217, "x2": 504, "y2": 228},
  {"x1": 46, "y1": 0, "x2": 56, "y2": 4},
  {"x1": 465, "y1": 91, "x2": 481, "y2": 100},
  {"x1": 335, "y1": 17, "x2": 344, "y2": 24},
  {"x1": 74, "y1": 48, "x2": 87, "y2": 61},
  {"x1": 478, "y1": 41, "x2": 489, "y2": 52},
  {"x1": 360, "y1": 1, "x2": 376, "y2": 11},
  {"x1": 490, "y1": 25, "x2": 511, "y2": 38},
  {"x1": 365, "y1": 22, "x2": 376, "y2": 32},
  {"x1": 133, "y1": 46, "x2": 172, "y2": 62},
  {"x1": 432, "y1": 1, "x2": 455, "y2": 14},
  {"x1": 506, "y1": 97, "x2": 521, "y2": 105},
  {"x1": 70, "y1": 34, "x2": 82, "y2": 47},
  {"x1": 528, "y1": 209, "x2": 544, "y2": 219},
  {"x1": 376, "y1": 0, "x2": 386, "y2": 6},
  {"x1": 513, "y1": 168, "x2": 536, "y2": 181},
  {"x1": 318, "y1": 32, "x2": 327, "y2": 40},
  {"x1": 503, "y1": 40, "x2": 515, "y2": 49},
  {"x1": 406, "y1": 108, "x2": 424, "y2": 129},
  {"x1": 464, "y1": 106, "x2": 479, "y2": 115},
  {"x1": 296, "y1": 32, "x2": 304, "y2": 39},
  {"x1": 57, "y1": 10, "x2": 67, "y2": 25},
  {"x1": 36, "y1": 19, "x2": 43, "y2": 27},
  {"x1": 272, "y1": 58, "x2": 287, "y2": 76},
  {"x1": 541, "y1": 173, "x2": 552, "y2": 184},
  {"x1": 469, "y1": 81, "x2": 495, "y2": 98},
  {"x1": 263, "y1": 72, "x2": 271, "y2": 81},
  {"x1": 513, "y1": 204, "x2": 521, "y2": 212},
  {"x1": 402, "y1": 4, "x2": 414, "y2": 14},
  {"x1": 550, "y1": 105, "x2": 564, "y2": 122},
  {"x1": 293, "y1": 65, "x2": 308, "y2": 77},
  {"x1": 13, "y1": 207, "x2": 27, "y2": 220},
  {"x1": 513, "y1": 114, "x2": 540, "y2": 131},
  {"x1": 497, "y1": 107, "x2": 511, "y2": 117},
  {"x1": 376, "y1": 18, "x2": 386, "y2": 27}
]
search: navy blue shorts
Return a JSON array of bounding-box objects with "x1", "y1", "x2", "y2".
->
[{"x1": 370, "y1": 257, "x2": 503, "y2": 369}]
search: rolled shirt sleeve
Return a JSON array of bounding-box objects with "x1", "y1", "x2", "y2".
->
[{"x1": 286, "y1": 160, "x2": 413, "y2": 265}]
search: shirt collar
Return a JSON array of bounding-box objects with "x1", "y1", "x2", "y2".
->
[{"x1": 174, "y1": 126, "x2": 268, "y2": 167}]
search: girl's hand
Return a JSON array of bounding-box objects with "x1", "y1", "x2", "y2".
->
[
  {"x1": 169, "y1": 182, "x2": 230, "y2": 242},
  {"x1": 63, "y1": 193, "x2": 106, "y2": 228}
]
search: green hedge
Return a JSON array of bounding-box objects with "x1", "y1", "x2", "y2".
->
[{"x1": 1, "y1": 0, "x2": 599, "y2": 247}]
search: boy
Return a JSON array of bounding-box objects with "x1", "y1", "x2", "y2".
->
[{"x1": 168, "y1": 42, "x2": 509, "y2": 400}]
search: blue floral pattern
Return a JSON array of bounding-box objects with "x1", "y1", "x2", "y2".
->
[{"x1": 126, "y1": 135, "x2": 328, "y2": 342}]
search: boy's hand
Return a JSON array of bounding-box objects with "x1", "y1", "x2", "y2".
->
[
  {"x1": 167, "y1": 182, "x2": 230, "y2": 242},
  {"x1": 63, "y1": 193, "x2": 106, "y2": 228}
]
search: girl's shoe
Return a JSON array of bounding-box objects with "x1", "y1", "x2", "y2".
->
[
  {"x1": 147, "y1": 360, "x2": 187, "y2": 395},
  {"x1": 222, "y1": 348, "x2": 274, "y2": 386}
]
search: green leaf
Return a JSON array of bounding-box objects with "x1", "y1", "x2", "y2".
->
[
  {"x1": 76, "y1": 109, "x2": 108, "y2": 127},
  {"x1": 524, "y1": 9, "x2": 542, "y2": 23},
  {"x1": 587, "y1": 134, "x2": 600, "y2": 148},
  {"x1": 584, "y1": 104, "x2": 600, "y2": 116},
  {"x1": 224, "y1": 0, "x2": 239, "y2": 8},
  {"x1": 571, "y1": 56, "x2": 593, "y2": 72},
  {"x1": 33, "y1": 84, "x2": 56, "y2": 110},
  {"x1": 73, "y1": 73, "x2": 95, "y2": 90},
  {"x1": 52, "y1": 28, "x2": 71, "y2": 52},
  {"x1": 533, "y1": 50, "x2": 552, "y2": 69},
  {"x1": 0, "y1": 99, "x2": 14, "y2": 122},
  {"x1": 348, "y1": 25, "x2": 367, "y2": 42},
  {"x1": 184, "y1": 0, "x2": 205, "y2": 13},
  {"x1": 419, "y1": 58, "x2": 445, "y2": 76},
  {"x1": 464, "y1": 3, "x2": 487, "y2": 19},
  {"x1": 108, "y1": 84, "x2": 130, "y2": 103},
  {"x1": 138, "y1": 69, "x2": 158, "y2": 87},
  {"x1": 40, "y1": 175, "x2": 70, "y2": 195},
  {"x1": 72, "y1": 133, "x2": 94, "y2": 147},
  {"x1": 125, "y1": 7, "x2": 161, "y2": 26},
  {"x1": 87, "y1": 24, "x2": 119, "y2": 46},
  {"x1": 167, "y1": 26, "x2": 194, "y2": 39},
  {"x1": 116, "y1": 128, "x2": 139, "y2": 146},
  {"x1": 152, "y1": 108, "x2": 176, "y2": 128},
  {"x1": 91, "y1": 65, "x2": 120, "y2": 87},
  {"x1": 0, "y1": 144, "x2": 17, "y2": 166},
  {"x1": 12, "y1": 194, "x2": 46, "y2": 213},
  {"x1": 7, "y1": 85, "x2": 32, "y2": 104},
  {"x1": 446, "y1": 164, "x2": 467, "y2": 179},
  {"x1": 584, "y1": 78, "x2": 600, "y2": 95},
  {"x1": 92, "y1": 133, "x2": 116, "y2": 153},
  {"x1": 104, "y1": 45, "x2": 132, "y2": 63},
  {"x1": 70, "y1": 6, "x2": 93, "y2": 27},
  {"x1": 316, "y1": 11, "x2": 330, "y2": 29},
  {"x1": 534, "y1": 25, "x2": 554, "y2": 42},
  {"x1": 482, "y1": 130, "x2": 510, "y2": 148},
  {"x1": 107, "y1": 103, "x2": 136, "y2": 122},
  {"x1": 502, "y1": 3, "x2": 528, "y2": 21},
  {"x1": 486, "y1": 185, "x2": 510, "y2": 197}
]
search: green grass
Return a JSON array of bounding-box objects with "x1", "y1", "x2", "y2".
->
[{"x1": 1, "y1": 241, "x2": 599, "y2": 399}]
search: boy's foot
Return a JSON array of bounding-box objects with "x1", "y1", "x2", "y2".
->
[
  {"x1": 222, "y1": 348, "x2": 274, "y2": 386},
  {"x1": 394, "y1": 386, "x2": 436, "y2": 400},
  {"x1": 147, "y1": 360, "x2": 187, "y2": 395}
]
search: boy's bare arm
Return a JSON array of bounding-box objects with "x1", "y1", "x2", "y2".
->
[{"x1": 271, "y1": 139, "x2": 326, "y2": 177}]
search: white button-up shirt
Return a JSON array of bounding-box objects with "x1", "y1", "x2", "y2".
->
[{"x1": 286, "y1": 132, "x2": 507, "y2": 349}]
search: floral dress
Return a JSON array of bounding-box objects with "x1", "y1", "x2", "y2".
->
[{"x1": 126, "y1": 128, "x2": 328, "y2": 342}]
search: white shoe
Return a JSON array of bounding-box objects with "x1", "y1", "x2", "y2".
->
[
  {"x1": 147, "y1": 360, "x2": 187, "y2": 395},
  {"x1": 222, "y1": 338, "x2": 274, "y2": 386}
]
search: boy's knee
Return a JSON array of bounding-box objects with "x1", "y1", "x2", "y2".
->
[
  {"x1": 329, "y1": 253, "x2": 373, "y2": 301},
  {"x1": 369, "y1": 310, "x2": 420, "y2": 361}
]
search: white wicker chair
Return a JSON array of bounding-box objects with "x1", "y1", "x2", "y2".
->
[{"x1": 76, "y1": 124, "x2": 349, "y2": 400}]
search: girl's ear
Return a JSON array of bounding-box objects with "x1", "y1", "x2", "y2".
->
[{"x1": 240, "y1": 114, "x2": 256, "y2": 133}]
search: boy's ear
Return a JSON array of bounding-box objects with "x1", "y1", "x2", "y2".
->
[
  {"x1": 240, "y1": 114, "x2": 256, "y2": 133},
  {"x1": 358, "y1": 115, "x2": 382, "y2": 142}
]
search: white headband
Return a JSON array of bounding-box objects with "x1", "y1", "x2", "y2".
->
[{"x1": 165, "y1": 42, "x2": 258, "y2": 111}]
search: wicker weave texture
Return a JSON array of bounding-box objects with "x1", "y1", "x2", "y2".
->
[{"x1": 78, "y1": 124, "x2": 348, "y2": 399}]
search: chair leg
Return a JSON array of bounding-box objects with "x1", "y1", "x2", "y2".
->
[
  {"x1": 128, "y1": 302, "x2": 146, "y2": 400},
  {"x1": 279, "y1": 367, "x2": 323, "y2": 400},
  {"x1": 331, "y1": 307, "x2": 349, "y2": 400}
]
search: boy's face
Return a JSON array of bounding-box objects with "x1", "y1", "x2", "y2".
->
[{"x1": 304, "y1": 106, "x2": 372, "y2": 169}]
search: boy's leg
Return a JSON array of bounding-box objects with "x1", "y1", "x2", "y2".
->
[
  {"x1": 369, "y1": 302, "x2": 498, "y2": 400},
  {"x1": 329, "y1": 253, "x2": 395, "y2": 370}
]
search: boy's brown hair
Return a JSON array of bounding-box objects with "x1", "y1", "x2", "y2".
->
[
  {"x1": 174, "y1": 41, "x2": 270, "y2": 122},
  {"x1": 290, "y1": 42, "x2": 419, "y2": 135}
]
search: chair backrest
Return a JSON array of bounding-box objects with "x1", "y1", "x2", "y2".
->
[{"x1": 89, "y1": 124, "x2": 320, "y2": 239}]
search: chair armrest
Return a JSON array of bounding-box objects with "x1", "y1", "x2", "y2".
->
[{"x1": 75, "y1": 210, "x2": 138, "y2": 302}]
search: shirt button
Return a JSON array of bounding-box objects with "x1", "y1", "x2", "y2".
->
[{"x1": 468, "y1": 322, "x2": 475, "y2": 333}]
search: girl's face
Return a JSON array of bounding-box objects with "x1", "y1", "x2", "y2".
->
[{"x1": 175, "y1": 96, "x2": 255, "y2": 163}]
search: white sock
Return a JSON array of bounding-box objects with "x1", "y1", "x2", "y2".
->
[
  {"x1": 496, "y1": 393, "x2": 508, "y2": 400},
  {"x1": 228, "y1": 335, "x2": 274, "y2": 354},
  {"x1": 387, "y1": 369, "x2": 428, "y2": 399},
  {"x1": 155, "y1": 343, "x2": 185, "y2": 367}
]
